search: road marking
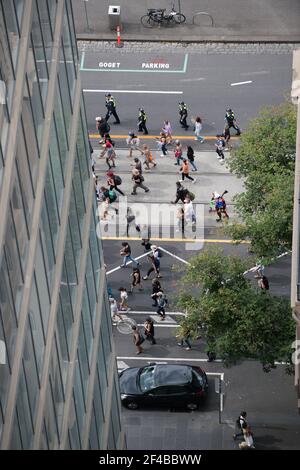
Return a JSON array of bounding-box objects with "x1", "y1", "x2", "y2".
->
[
  {"x1": 243, "y1": 251, "x2": 290, "y2": 275},
  {"x1": 117, "y1": 356, "x2": 223, "y2": 363},
  {"x1": 117, "y1": 360, "x2": 130, "y2": 370},
  {"x1": 240, "y1": 70, "x2": 270, "y2": 76},
  {"x1": 106, "y1": 250, "x2": 151, "y2": 275},
  {"x1": 102, "y1": 236, "x2": 250, "y2": 244},
  {"x1": 158, "y1": 246, "x2": 191, "y2": 265},
  {"x1": 149, "y1": 314, "x2": 177, "y2": 324},
  {"x1": 230, "y1": 80, "x2": 253, "y2": 86},
  {"x1": 80, "y1": 52, "x2": 189, "y2": 74},
  {"x1": 89, "y1": 134, "x2": 240, "y2": 141},
  {"x1": 179, "y1": 77, "x2": 206, "y2": 82},
  {"x1": 84, "y1": 89, "x2": 183, "y2": 95}
]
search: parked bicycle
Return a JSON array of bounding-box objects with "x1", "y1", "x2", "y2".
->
[{"x1": 141, "y1": 4, "x2": 186, "y2": 28}]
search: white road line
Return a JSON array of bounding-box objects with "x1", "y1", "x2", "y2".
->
[
  {"x1": 230, "y1": 80, "x2": 253, "y2": 86},
  {"x1": 117, "y1": 356, "x2": 223, "y2": 363},
  {"x1": 106, "y1": 250, "x2": 151, "y2": 275},
  {"x1": 179, "y1": 77, "x2": 206, "y2": 82},
  {"x1": 240, "y1": 70, "x2": 270, "y2": 76},
  {"x1": 243, "y1": 251, "x2": 290, "y2": 275},
  {"x1": 158, "y1": 246, "x2": 191, "y2": 265},
  {"x1": 83, "y1": 89, "x2": 183, "y2": 95}
]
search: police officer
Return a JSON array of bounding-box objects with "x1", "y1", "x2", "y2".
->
[
  {"x1": 179, "y1": 101, "x2": 189, "y2": 130},
  {"x1": 225, "y1": 108, "x2": 241, "y2": 135},
  {"x1": 105, "y1": 93, "x2": 120, "y2": 124},
  {"x1": 137, "y1": 108, "x2": 148, "y2": 135}
]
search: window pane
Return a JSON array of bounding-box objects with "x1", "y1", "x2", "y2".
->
[
  {"x1": 1, "y1": 0, "x2": 21, "y2": 71},
  {"x1": 28, "y1": 275, "x2": 46, "y2": 379},
  {"x1": 34, "y1": 238, "x2": 51, "y2": 336},
  {"x1": 15, "y1": 366, "x2": 34, "y2": 449}
]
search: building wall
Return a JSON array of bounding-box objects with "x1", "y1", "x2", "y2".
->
[{"x1": 0, "y1": 0, "x2": 124, "y2": 449}]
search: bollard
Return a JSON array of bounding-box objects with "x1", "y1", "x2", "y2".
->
[{"x1": 116, "y1": 25, "x2": 124, "y2": 48}]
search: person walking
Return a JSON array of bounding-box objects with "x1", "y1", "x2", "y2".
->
[
  {"x1": 171, "y1": 181, "x2": 190, "y2": 204},
  {"x1": 142, "y1": 145, "x2": 156, "y2": 169},
  {"x1": 105, "y1": 93, "x2": 120, "y2": 124},
  {"x1": 215, "y1": 193, "x2": 229, "y2": 222},
  {"x1": 96, "y1": 117, "x2": 110, "y2": 143},
  {"x1": 151, "y1": 278, "x2": 162, "y2": 307},
  {"x1": 109, "y1": 297, "x2": 123, "y2": 322},
  {"x1": 107, "y1": 170, "x2": 125, "y2": 196},
  {"x1": 120, "y1": 242, "x2": 139, "y2": 268},
  {"x1": 144, "y1": 317, "x2": 156, "y2": 344},
  {"x1": 258, "y1": 275, "x2": 269, "y2": 291},
  {"x1": 130, "y1": 267, "x2": 143, "y2": 293},
  {"x1": 225, "y1": 108, "x2": 241, "y2": 135},
  {"x1": 156, "y1": 290, "x2": 168, "y2": 321},
  {"x1": 132, "y1": 325, "x2": 144, "y2": 355},
  {"x1": 137, "y1": 108, "x2": 148, "y2": 135},
  {"x1": 233, "y1": 411, "x2": 248, "y2": 440},
  {"x1": 102, "y1": 139, "x2": 116, "y2": 169},
  {"x1": 179, "y1": 101, "x2": 189, "y2": 130},
  {"x1": 131, "y1": 168, "x2": 150, "y2": 195},
  {"x1": 223, "y1": 124, "x2": 231, "y2": 149},
  {"x1": 126, "y1": 207, "x2": 141, "y2": 237},
  {"x1": 176, "y1": 206, "x2": 185, "y2": 234},
  {"x1": 179, "y1": 159, "x2": 196, "y2": 183},
  {"x1": 184, "y1": 196, "x2": 196, "y2": 226},
  {"x1": 119, "y1": 287, "x2": 130, "y2": 311},
  {"x1": 177, "y1": 326, "x2": 192, "y2": 350},
  {"x1": 187, "y1": 145, "x2": 197, "y2": 171},
  {"x1": 239, "y1": 423, "x2": 255, "y2": 450},
  {"x1": 131, "y1": 157, "x2": 143, "y2": 175},
  {"x1": 174, "y1": 140, "x2": 183, "y2": 166},
  {"x1": 143, "y1": 251, "x2": 161, "y2": 280},
  {"x1": 126, "y1": 132, "x2": 143, "y2": 158},
  {"x1": 194, "y1": 116, "x2": 204, "y2": 142},
  {"x1": 157, "y1": 131, "x2": 168, "y2": 156},
  {"x1": 215, "y1": 134, "x2": 226, "y2": 163},
  {"x1": 162, "y1": 120, "x2": 173, "y2": 144}
]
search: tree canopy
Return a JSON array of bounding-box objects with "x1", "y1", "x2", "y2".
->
[
  {"x1": 226, "y1": 102, "x2": 297, "y2": 260},
  {"x1": 176, "y1": 249, "x2": 295, "y2": 372}
]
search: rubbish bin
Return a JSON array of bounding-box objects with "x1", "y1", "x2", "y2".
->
[{"x1": 108, "y1": 5, "x2": 121, "y2": 31}]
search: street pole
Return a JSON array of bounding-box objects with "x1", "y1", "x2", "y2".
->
[
  {"x1": 178, "y1": 0, "x2": 181, "y2": 14},
  {"x1": 83, "y1": 0, "x2": 91, "y2": 32}
]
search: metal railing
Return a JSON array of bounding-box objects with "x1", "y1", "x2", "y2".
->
[{"x1": 192, "y1": 12, "x2": 214, "y2": 27}]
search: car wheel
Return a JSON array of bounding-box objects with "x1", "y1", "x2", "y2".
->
[
  {"x1": 126, "y1": 401, "x2": 139, "y2": 410},
  {"x1": 187, "y1": 402, "x2": 198, "y2": 411}
]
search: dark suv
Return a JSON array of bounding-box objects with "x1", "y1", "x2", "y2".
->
[{"x1": 119, "y1": 363, "x2": 208, "y2": 410}]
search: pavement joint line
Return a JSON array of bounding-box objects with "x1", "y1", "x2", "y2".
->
[
  {"x1": 117, "y1": 356, "x2": 223, "y2": 363},
  {"x1": 84, "y1": 89, "x2": 183, "y2": 94},
  {"x1": 119, "y1": 311, "x2": 186, "y2": 316},
  {"x1": 102, "y1": 236, "x2": 249, "y2": 244},
  {"x1": 89, "y1": 134, "x2": 240, "y2": 140}
]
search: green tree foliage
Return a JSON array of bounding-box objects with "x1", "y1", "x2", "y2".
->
[
  {"x1": 227, "y1": 102, "x2": 297, "y2": 260},
  {"x1": 176, "y1": 249, "x2": 295, "y2": 372}
]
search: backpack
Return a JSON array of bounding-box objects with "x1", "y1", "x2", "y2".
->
[
  {"x1": 114, "y1": 175, "x2": 122, "y2": 185},
  {"x1": 108, "y1": 189, "x2": 117, "y2": 202},
  {"x1": 188, "y1": 191, "x2": 195, "y2": 201},
  {"x1": 157, "y1": 248, "x2": 163, "y2": 258},
  {"x1": 139, "y1": 175, "x2": 144, "y2": 182}
]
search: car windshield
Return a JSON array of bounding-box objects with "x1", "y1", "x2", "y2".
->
[{"x1": 139, "y1": 366, "x2": 156, "y2": 392}]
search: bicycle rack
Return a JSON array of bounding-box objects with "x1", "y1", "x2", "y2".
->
[{"x1": 192, "y1": 12, "x2": 214, "y2": 27}]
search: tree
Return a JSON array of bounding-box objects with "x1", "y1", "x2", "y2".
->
[
  {"x1": 176, "y1": 249, "x2": 295, "y2": 372},
  {"x1": 226, "y1": 102, "x2": 297, "y2": 260}
]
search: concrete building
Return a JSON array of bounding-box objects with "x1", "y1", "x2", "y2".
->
[
  {"x1": 291, "y1": 48, "x2": 300, "y2": 412},
  {"x1": 0, "y1": 0, "x2": 125, "y2": 448}
]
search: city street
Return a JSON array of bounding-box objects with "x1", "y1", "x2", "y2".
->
[{"x1": 82, "y1": 43, "x2": 300, "y2": 449}]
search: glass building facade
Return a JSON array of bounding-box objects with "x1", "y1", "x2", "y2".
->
[{"x1": 0, "y1": 0, "x2": 125, "y2": 449}]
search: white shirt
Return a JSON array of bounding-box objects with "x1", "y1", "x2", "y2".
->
[{"x1": 184, "y1": 201, "x2": 195, "y2": 223}]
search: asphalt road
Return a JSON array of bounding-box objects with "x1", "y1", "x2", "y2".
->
[
  {"x1": 81, "y1": 49, "x2": 292, "y2": 142},
  {"x1": 87, "y1": 46, "x2": 299, "y2": 449}
]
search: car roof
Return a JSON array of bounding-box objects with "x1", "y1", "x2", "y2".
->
[{"x1": 154, "y1": 364, "x2": 192, "y2": 386}]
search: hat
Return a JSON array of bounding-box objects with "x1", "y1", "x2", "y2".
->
[
  {"x1": 213, "y1": 191, "x2": 220, "y2": 198},
  {"x1": 107, "y1": 170, "x2": 114, "y2": 177},
  {"x1": 95, "y1": 116, "x2": 101, "y2": 121},
  {"x1": 129, "y1": 131, "x2": 135, "y2": 137}
]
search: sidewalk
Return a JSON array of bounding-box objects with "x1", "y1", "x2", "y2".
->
[{"x1": 73, "y1": 0, "x2": 300, "y2": 43}]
